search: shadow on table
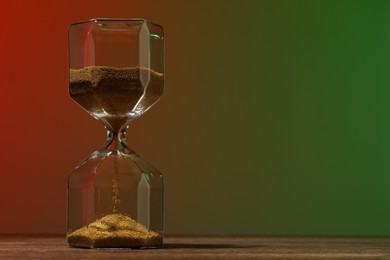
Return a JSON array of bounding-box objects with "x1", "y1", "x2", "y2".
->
[{"x1": 162, "y1": 243, "x2": 261, "y2": 249}]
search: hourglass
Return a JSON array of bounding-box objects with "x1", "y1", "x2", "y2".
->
[{"x1": 66, "y1": 19, "x2": 164, "y2": 248}]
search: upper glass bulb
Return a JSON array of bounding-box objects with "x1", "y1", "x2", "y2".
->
[{"x1": 68, "y1": 18, "x2": 164, "y2": 130}]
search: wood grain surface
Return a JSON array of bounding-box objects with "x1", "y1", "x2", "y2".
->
[{"x1": 0, "y1": 236, "x2": 389, "y2": 259}]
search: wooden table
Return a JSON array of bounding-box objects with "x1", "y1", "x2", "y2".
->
[{"x1": 0, "y1": 236, "x2": 389, "y2": 259}]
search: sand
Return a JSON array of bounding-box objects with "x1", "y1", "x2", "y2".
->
[
  {"x1": 69, "y1": 66, "x2": 164, "y2": 130},
  {"x1": 67, "y1": 213, "x2": 162, "y2": 248}
]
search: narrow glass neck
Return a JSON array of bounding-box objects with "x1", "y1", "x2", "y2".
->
[{"x1": 105, "y1": 126, "x2": 131, "y2": 153}]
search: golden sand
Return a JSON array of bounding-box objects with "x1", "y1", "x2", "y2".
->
[
  {"x1": 67, "y1": 213, "x2": 162, "y2": 248},
  {"x1": 69, "y1": 66, "x2": 164, "y2": 130},
  {"x1": 68, "y1": 66, "x2": 164, "y2": 248}
]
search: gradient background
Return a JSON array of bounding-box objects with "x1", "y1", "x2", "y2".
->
[{"x1": 1, "y1": 0, "x2": 390, "y2": 236}]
